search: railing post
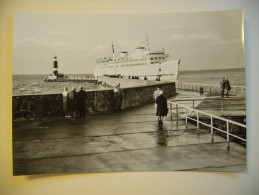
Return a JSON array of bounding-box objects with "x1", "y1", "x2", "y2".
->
[
  {"x1": 170, "y1": 103, "x2": 172, "y2": 121},
  {"x1": 176, "y1": 104, "x2": 178, "y2": 125},
  {"x1": 185, "y1": 108, "x2": 188, "y2": 129},
  {"x1": 193, "y1": 100, "x2": 194, "y2": 108},
  {"x1": 221, "y1": 100, "x2": 224, "y2": 116},
  {"x1": 211, "y1": 116, "x2": 214, "y2": 143},
  {"x1": 197, "y1": 112, "x2": 199, "y2": 134},
  {"x1": 227, "y1": 121, "x2": 230, "y2": 150}
]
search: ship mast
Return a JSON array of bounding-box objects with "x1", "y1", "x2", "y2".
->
[
  {"x1": 111, "y1": 42, "x2": 115, "y2": 60},
  {"x1": 145, "y1": 31, "x2": 150, "y2": 53}
]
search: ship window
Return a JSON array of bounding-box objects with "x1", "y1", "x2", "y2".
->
[
  {"x1": 150, "y1": 58, "x2": 153, "y2": 60},
  {"x1": 159, "y1": 57, "x2": 161, "y2": 59},
  {"x1": 155, "y1": 57, "x2": 157, "y2": 60},
  {"x1": 151, "y1": 62, "x2": 154, "y2": 64},
  {"x1": 162, "y1": 57, "x2": 165, "y2": 59}
]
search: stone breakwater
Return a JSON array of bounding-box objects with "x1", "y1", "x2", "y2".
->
[{"x1": 13, "y1": 82, "x2": 176, "y2": 120}]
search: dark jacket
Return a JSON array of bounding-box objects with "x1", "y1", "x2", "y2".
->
[
  {"x1": 68, "y1": 90, "x2": 77, "y2": 111},
  {"x1": 156, "y1": 95, "x2": 168, "y2": 116},
  {"x1": 77, "y1": 89, "x2": 87, "y2": 107},
  {"x1": 225, "y1": 79, "x2": 231, "y2": 90}
]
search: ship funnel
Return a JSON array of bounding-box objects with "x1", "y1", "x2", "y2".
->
[
  {"x1": 134, "y1": 47, "x2": 146, "y2": 53},
  {"x1": 117, "y1": 52, "x2": 128, "y2": 58}
]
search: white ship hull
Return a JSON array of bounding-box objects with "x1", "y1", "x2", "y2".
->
[
  {"x1": 94, "y1": 59, "x2": 180, "y2": 80},
  {"x1": 93, "y1": 34, "x2": 180, "y2": 80}
]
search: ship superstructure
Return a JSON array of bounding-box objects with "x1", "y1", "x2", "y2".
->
[{"x1": 94, "y1": 33, "x2": 181, "y2": 80}]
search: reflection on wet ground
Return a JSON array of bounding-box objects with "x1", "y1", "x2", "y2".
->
[{"x1": 13, "y1": 91, "x2": 247, "y2": 175}]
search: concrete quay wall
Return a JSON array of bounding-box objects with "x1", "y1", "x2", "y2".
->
[{"x1": 13, "y1": 82, "x2": 176, "y2": 120}]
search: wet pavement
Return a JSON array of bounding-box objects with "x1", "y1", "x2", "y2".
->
[{"x1": 13, "y1": 91, "x2": 247, "y2": 175}]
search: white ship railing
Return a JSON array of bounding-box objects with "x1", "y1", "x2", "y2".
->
[{"x1": 168, "y1": 101, "x2": 246, "y2": 150}]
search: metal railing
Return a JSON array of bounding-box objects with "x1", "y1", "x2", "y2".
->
[
  {"x1": 176, "y1": 82, "x2": 246, "y2": 97},
  {"x1": 173, "y1": 97, "x2": 245, "y2": 116},
  {"x1": 168, "y1": 101, "x2": 246, "y2": 149}
]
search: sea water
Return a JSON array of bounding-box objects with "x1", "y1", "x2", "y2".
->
[
  {"x1": 12, "y1": 68, "x2": 246, "y2": 96},
  {"x1": 178, "y1": 68, "x2": 245, "y2": 86},
  {"x1": 12, "y1": 74, "x2": 102, "y2": 96}
]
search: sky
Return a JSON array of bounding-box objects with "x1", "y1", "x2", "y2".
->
[{"x1": 12, "y1": 10, "x2": 245, "y2": 74}]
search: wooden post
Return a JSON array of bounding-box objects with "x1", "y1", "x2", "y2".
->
[
  {"x1": 197, "y1": 112, "x2": 199, "y2": 134},
  {"x1": 176, "y1": 104, "x2": 178, "y2": 125},
  {"x1": 170, "y1": 103, "x2": 172, "y2": 120},
  {"x1": 211, "y1": 116, "x2": 214, "y2": 143},
  {"x1": 185, "y1": 108, "x2": 188, "y2": 129},
  {"x1": 227, "y1": 121, "x2": 230, "y2": 150}
]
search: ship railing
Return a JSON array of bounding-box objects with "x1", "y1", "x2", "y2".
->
[
  {"x1": 176, "y1": 82, "x2": 246, "y2": 97},
  {"x1": 67, "y1": 75, "x2": 96, "y2": 81},
  {"x1": 168, "y1": 100, "x2": 246, "y2": 149}
]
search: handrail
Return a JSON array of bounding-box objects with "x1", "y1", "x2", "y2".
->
[
  {"x1": 177, "y1": 81, "x2": 246, "y2": 89},
  {"x1": 168, "y1": 100, "x2": 246, "y2": 149},
  {"x1": 176, "y1": 82, "x2": 246, "y2": 96},
  {"x1": 171, "y1": 97, "x2": 246, "y2": 112}
]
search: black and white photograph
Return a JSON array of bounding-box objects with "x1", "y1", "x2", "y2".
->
[{"x1": 12, "y1": 9, "x2": 246, "y2": 176}]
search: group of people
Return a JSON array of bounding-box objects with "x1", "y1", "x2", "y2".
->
[
  {"x1": 62, "y1": 83, "x2": 168, "y2": 124},
  {"x1": 220, "y1": 77, "x2": 231, "y2": 97},
  {"x1": 62, "y1": 86, "x2": 88, "y2": 118},
  {"x1": 153, "y1": 86, "x2": 168, "y2": 125}
]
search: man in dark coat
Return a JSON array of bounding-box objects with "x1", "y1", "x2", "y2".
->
[
  {"x1": 155, "y1": 90, "x2": 168, "y2": 125},
  {"x1": 68, "y1": 87, "x2": 77, "y2": 118},
  {"x1": 225, "y1": 78, "x2": 231, "y2": 97},
  {"x1": 220, "y1": 78, "x2": 225, "y2": 97},
  {"x1": 77, "y1": 86, "x2": 87, "y2": 118}
]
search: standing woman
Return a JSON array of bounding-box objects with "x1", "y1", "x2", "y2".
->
[
  {"x1": 68, "y1": 87, "x2": 77, "y2": 118},
  {"x1": 113, "y1": 83, "x2": 123, "y2": 110},
  {"x1": 62, "y1": 87, "x2": 69, "y2": 117},
  {"x1": 155, "y1": 90, "x2": 168, "y2": 125}
]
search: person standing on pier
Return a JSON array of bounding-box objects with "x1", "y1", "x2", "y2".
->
[
  {"x1": 153, "y1": 85, "x2": 163, "y2": 101},
  {"x1": 225, "y1": 78, "x2": 231, "y2": 98},
  {"x1": 77, "y1": 86, "x2": 88, "y2": 118},
  {"x1": 68, "y1": 87, "x2": 77, "y2": 118},
  {"x1": 155, "y1": 90, "x2": 168, "y2": 125},
  {"x1": 114, "y1": 83, "x2": 123, "y2": 110},
  {"x1": 62, "y1": 87, "x2": 69, "y2": 117},
  {"x1": 220, "y1": 78, "x2": 226, "y2": 97}
]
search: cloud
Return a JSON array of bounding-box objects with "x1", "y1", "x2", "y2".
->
[
  {"x1": 13, "y1": 37, "x2": 85, "y2": 50},
  {"x1": 210, "y1": 38, "x2": 242, "y2": 45},
  {"x1": 159, "y1": 24, "x2": 182, "y2": 31},
  {"x1": 168, "y1": 32, "x2": 218, "y2": 41},
  {"x1": 48, "y1": 30, "x2": 69, "y2": 36}
]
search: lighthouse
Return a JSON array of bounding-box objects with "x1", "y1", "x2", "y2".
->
[{"x1": 53, "y1": 57, "x2": 58, "y2": 76}]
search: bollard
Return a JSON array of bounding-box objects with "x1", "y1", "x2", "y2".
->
[{"x1": 200, "y1": 87, "x2": 204, "y2": 95}]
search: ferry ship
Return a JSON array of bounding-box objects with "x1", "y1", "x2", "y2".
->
[{"x1": 93, "y1": 34, "x2": 181, "y2": 80}]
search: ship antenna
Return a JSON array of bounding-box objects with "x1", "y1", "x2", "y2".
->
[
  {"x1": 145, "y1": 30, "x2": 150, "y2": 52},
  {"x1": 112, "y1": 41, "x2": 115, "y2": 60}
]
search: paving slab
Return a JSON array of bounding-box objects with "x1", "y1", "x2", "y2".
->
[{"x1": 13, "y1": 91, "x2": 247, "y2": 175}]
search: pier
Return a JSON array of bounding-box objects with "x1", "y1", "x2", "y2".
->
[{"x1": 13, "y1": 88, "x2": 246, "y2": 175}]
